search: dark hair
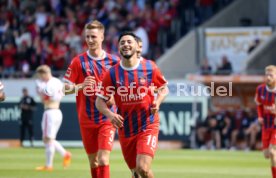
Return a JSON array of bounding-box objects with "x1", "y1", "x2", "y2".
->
[
  {"x1": 118, "y1": 31, "x2": 137, "y2": 43},
  {"x1": 135, "y1": 36, "x2": 142, "y2": 43}
]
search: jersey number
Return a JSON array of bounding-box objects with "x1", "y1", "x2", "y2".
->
[
  {"x1": 146, "y1": 135, "x2": 157, "y2": 148},
  {"x1": 109, "y1": 130, "x2": 115, "y2": 142}
]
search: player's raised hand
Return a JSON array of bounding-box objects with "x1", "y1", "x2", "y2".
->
[
  {"x1": 83, "y1": 76, "x2": 96, "y2": 88},
  {"x1": 151, "y1": 100, "x2": 160, "y2": 114},
  {"x1": 109, "y1": 113, "x2": 124, "y2": 128}
]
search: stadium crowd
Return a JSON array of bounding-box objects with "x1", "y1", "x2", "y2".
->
[
  {"x1": 195, "y1": 108, "x2": 261, "y2": 150},
  {"x1": 0, "y1": 0, "x2": 233, "y2": 78}
]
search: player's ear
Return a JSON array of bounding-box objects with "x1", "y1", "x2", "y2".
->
[{"x1": 101, "y1": 31, "x2": 104, "y2": 42}]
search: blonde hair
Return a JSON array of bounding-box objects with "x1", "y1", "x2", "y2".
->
[
  {"x1": 36, "y1": 65, "x2": 51, "y2": 74},
  {"x1": 265, "y1": 65, "x2": 276, "y2": 74},
  {"x1": 84, "y1": 20, "x2": 105, "y2": 32}
]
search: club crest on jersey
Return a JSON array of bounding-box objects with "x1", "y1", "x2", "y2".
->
[
  {"x1": 105, "y1": 65, "x2": 111, "y2": 70},
  {"x1": 139, "y1": 76, "x2": 147, "y2": 85}
]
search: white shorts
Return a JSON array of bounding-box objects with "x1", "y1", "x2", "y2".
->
[{"x1": 41, "y1": 109, "x2": 62, "y2": 139}]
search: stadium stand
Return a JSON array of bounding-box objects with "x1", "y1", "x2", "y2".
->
[{"x1": 0, "y1": 0, "x2": 233, "y2": 78}]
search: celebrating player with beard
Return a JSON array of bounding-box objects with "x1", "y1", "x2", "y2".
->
[{"x1": 96, "y1": 32, "x2": 168, "y2": 178}]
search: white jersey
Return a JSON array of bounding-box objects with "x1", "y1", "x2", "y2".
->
[
  {"x1": 36, "y1": 77, "x2": 64, "y2": 102},
  {"x1": 0, "y1": 81, "x2": 3, "y2": 91}
]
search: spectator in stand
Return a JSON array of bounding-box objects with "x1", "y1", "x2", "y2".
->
[
  {"x1": 65, "y1": 26, "x2": 82, "y2": 53},
  {"x1": 200, "y1": 58, "x2": 212, "y2": 75},
  {"x1": 216, "y1": 55, "x2": 232, "y2": 75},
  {"x1": 248, "y1": 38, "x2": 261, "y2": 54},
  {"x1": 134, "y1": 20, "x2": 149, "y2": 57},
  {"x1": 0, "y1": 42, "x2": 17, "y2": 78},
  {"x1": 0, "y1": 0, "x2": 233, "y2": 78},
  {"x1": 196, "y1": 0, "x2": 215, "y2": 23}
]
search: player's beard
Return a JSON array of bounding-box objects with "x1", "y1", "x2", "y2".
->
[{"x1": 120, "y1": 49, "x2": 136, "y2": 60}]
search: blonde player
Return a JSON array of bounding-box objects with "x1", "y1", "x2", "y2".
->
[
  {"x1": 0, "y1": 81, "x2": 5, "y2": 102},
  {"x1": 255, "y1": 65, "x2": 276, "y2": 178},
  {"x1": 35, "y1": 65, "x2": 71, "y2": 171}
]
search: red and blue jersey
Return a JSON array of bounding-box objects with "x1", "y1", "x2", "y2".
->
[
  {"x1": 63, "y1": 51, "x2": 119, "y2": 127},
  {"x1": 255, "y1": 83, "x2": 276, "y2": 129},
  {"x1": 98, "y1": 59, "x2": 167, "y2": 138}
]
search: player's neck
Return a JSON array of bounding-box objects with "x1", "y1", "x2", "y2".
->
[
  {"x1": 267, "y1": 83, "x2": 276, "y2": 90},
  {"x1": 122, "y1": 56, "x2": 139, "y2": 68},
  {"x1": 88, "y1": 48, "x2": 104, "y2": 58}
]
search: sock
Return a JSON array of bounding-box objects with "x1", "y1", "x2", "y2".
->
[
  {"x1": 272, "y1": 167, "x2": 276, "y2": 178},
  {"x1": 99, "y1": 165, "x2": 110, "y2": 178},
  {"x1": 45, "y1": 142, "x2": 55, "y2": 167},
  {"x1": 91, "y1": 167, "x2": 99, "y2": 178},
  {"x1": 53, "y1": 140, "x2": 66, "y2": 157}
]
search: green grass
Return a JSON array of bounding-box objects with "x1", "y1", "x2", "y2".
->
[{"x1": 0, "y1": 148, "x2": 271, "y2": 178}]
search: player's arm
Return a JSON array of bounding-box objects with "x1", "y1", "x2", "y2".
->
[
  {"x1": 96, "y1": 96, "x2": 123, "y2": 129},
  {"x1": 0, "y1": 91, "x2": 5, "y2": 102},
  {"x1": 95, "y1": 71, "x2": 123, "y2": 128},
  {"x1": 254, "y1": 88, "x2": 264, "y2": 124},
  {"x1": 0, "y1": 82, "x2": 5, "y2": 102},
  {"x1": 63, "y1": 76, "x2": 96, "y2": 95},
  {"x1": 150, "y1": 62, "x2": 169, "y2": 114},
  {"x1": 63, "y1": 82, "x2": 84, "y2": 95},
  {"x1": 151, "y1": 86, "x2": 169, "y2": 114}
]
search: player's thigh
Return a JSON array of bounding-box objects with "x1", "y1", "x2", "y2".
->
[
  {"x1": 41, "y1": 110, "x2": 54, "y2": 139},
  {"x1": 119, "y1": 135, "x2": 137, "y2": 169},
  {"x1": 136, "y1": 125, "x2": 159, "y2": 158},
  {"x1": 262, "y1": 129, "x2": 271, "y2": 152},
  {"x1": 44, "y1": 109, "x2": 62, "y2": 139},
  {"x1": 80, "y1": 126, "x2": 99, "y2": 154},
  {"x1": 52, "y1": 110, "x2": 63, "y2": 136},
  {"x1": 98, "y1": 123, "x2": 116, "y2": 151},
  {"x1": 268, "y1": 130, "x2": 276, "y2": 156}
]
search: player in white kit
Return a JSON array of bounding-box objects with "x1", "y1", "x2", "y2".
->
[
  {"x1": 0, "y1": 81, "x2": 5, "y2": 102},
  {"x1": 35, "y1": 65, "x2": 71, "y2": 171}
]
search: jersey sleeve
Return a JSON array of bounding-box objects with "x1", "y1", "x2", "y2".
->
[
  {"x1": 63, "y1": 57, "x2": 79, "y2": 84},
  {"x1": 255, "y1": 85, "x2": 264, "y2": 118},
  {"x1": 96, "y1": 70, "x2": 115, "y2": 101},
  {"x1": 152, "y1": 62, "x2": 168, "y2": 89},
  {"x1": 254, "y1": 85, "x2": 262, "y2": 105}
]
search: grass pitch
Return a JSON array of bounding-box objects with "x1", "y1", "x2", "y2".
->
[{"x1": 0, "y1": 148, "x2": 270, "y2": 178}]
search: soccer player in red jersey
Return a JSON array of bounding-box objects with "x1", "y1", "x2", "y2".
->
[
  {"x1": 96, "y1": 32, "x2": 168, "y2": 178},
  {"x1": 0, "y1": 81, "x2": 5, "y2": 102},
  {"x1": 63, "y1": 20, "x2": 119, "y2": 178},
  {"x1": 255, "y1": 65, "x2": 276, "y2": 178}
]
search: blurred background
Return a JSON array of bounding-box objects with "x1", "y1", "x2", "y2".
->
[{"x1": 1, "y1": 0, "x2": 276, "y2": 151}]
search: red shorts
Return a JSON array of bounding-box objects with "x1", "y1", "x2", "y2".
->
[
  {"x1": 80, "y1": 123, "x2": 116, "y2": 154},
  {"x1": 119, "y1": 124, "x2": 159, "y2": 169},
  {"x1": 262, "y1": 128, "x2": 276, "y2": 149}
]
